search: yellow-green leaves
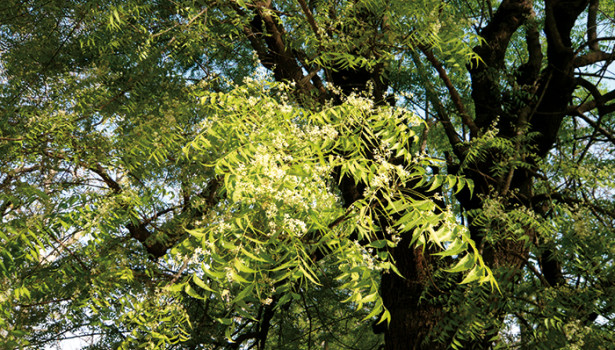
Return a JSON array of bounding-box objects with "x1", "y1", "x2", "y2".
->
[{"x1": 179, "y1": 79, "x2": 496, "y2": 337}]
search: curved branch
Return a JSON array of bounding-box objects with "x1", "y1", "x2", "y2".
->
[
  {"x1": 575, "y1": 36, "x2": 615, "y2": 53},
  {"x1": 419, "y1": 45, "x2": 479, "y2": 138},
  {"x1": 570, "y1": 78, "x2": 615, "y2": 115},
  {"x1": 544, "y1": 0, "x2": 567, "y2": 54}
]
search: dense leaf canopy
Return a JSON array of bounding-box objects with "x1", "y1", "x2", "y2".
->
[{"x1": 1, "y1": 0, "x2": 614, "y2": 349}]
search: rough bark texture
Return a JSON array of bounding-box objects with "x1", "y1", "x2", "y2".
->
[{"x1": 379, "y1": 245, "x2": 446, "y2": 350}]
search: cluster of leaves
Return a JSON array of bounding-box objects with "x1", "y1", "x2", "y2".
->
[{"x1": 164, "y1": 79, "x2": 496, "y2": 342}]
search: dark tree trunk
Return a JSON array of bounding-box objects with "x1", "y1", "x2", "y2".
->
[
  {"x1": 380, "y1": 0, "x2": 590, "y2": 348},
  {"x1": 241, "y1": 0, "x2": 593, "y2": 348},
  {"x1": 380, "y1": 245, "x2": 446, "y2": 350}
]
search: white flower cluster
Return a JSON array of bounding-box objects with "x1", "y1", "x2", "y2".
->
[
  {"x1": 374, "y1": 140, "x2": 393, "y2": 162},
  {"x1": 251, "y1": 146, "x2": 287, "y2": 180},
  {"x1": 226, "y1": 141, "x2": 337, "y2": 240},
  {"x1": 216, "y1": 222, "x2": 232, "y2": 234},
  {"x1": 188, "y1": 247, "x2": 205, "y2": 264},
  {"x1": 265, "y1": 203, "x2": 278, "y2": 219},
  {"x1": 345, "y1": 94, "x2": 374, "y2": 111},
  {"x1": 283, "y1": 213, "x2": 308, "y2": 237},
  {"x1": 371, "y1": 173, "x2": 390, "y2": 188},
  {"x1": 279, "y1": 104, "x2": 293, "y2": 114},
  {"x1": 304, "y1": 124, "x2": 339, "y2": 142},
  {"x1": 270, "y1": 132, "x2": 290, "y2": 149},
  {"x1": 563, "y1": 319, "x2": 591, "y2": 350},
  {"x1": 221, "y1": 289, "x2": 231, "y2": 304},
  {"x1": 385, "y1": 226, "x2": 402, "y2": 246}
]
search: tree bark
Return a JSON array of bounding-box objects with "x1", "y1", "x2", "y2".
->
[{"x1": 380, "y1": 245, "x2": 446, "y2": 350}]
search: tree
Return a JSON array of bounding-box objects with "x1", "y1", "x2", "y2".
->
[{"x1": 1, "y1": 0, "x2": 614, "y2": 349}]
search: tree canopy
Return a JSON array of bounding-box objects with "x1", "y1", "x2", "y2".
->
[{"x1": 1, "y1": 0, "x2": 614, "y2": 349}]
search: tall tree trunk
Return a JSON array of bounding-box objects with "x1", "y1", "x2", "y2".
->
[{"x1": 382, "y1": 0, "x2": 589, "y2": 348}]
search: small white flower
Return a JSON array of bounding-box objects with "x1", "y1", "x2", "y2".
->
[
  {"x1": 265, "y1": 204, "x2": 278, "y2": 218},
  {"x1": 221, "y1": 289, "x2": 231, "y2": 304},
  {"x1": 224, "y1": 267, "x2": 234, "y2": 283}
]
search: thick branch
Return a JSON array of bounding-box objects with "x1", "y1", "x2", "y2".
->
[
  {"x1": 475, "y1": 0, "x2": 533, "y2": 67},
  {"x1": 545, "y1": 0, "x2": 590, "y2": 56},
  {"x1": 587, "y1": 0, "x2": 599, "y2": 51},
  {"x1": 251, "y1": 3, "x2": 306, "y2": 83},
  {"x1": 544, "y1": 0, "x2": 567, "y2": 54},
  {"x1": 256, "y1": 301, "x2": 276, "y2": 349},
  {"x1": 475, "y1": 0, "x2": 532, "y2": 68},
  {"x1": 530, "y1": 0, "x2": 589, "y2": 157},
  {"x1": 470, "y1": 0, "x2": 533, "y2": 129},
  {"x1": 91, "y1": 164, "x2": 122, "y2": 193},
  {"x1": 574, "y1": 49, "x2": 615, "y2": 67},
  {"x1": 90, "y1": 166, "x2": 165, "y2": 257},
  {"x1": 297, "y1": 0, "x2": 320, "y2": 39},
  {"x1": 517, "y1": 11, "x2": 543, "y2": 86}
]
